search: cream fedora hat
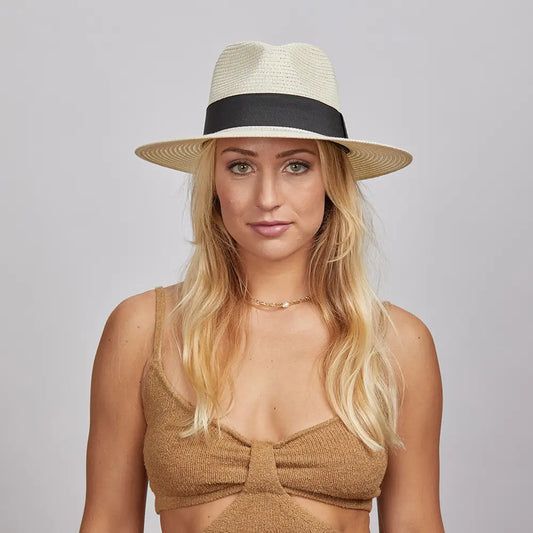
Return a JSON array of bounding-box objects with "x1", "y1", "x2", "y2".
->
[{"x1": 135, "y1": 41, "x2": 412, "y2": 180}]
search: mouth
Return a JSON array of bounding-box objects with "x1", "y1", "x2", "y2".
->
[
  {"x1": 249, "y1": 221, "x2": 292, "y2": 237},
  {"x1": 250, "y1": 220, "x2": 291, "y2": 226}
]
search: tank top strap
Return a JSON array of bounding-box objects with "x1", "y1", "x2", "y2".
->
[{"x1": 153, "y1": 286, "x2": 166, "y2": 362}]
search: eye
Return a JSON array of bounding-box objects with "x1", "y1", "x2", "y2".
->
[
  {"x1": 228, "y1": 161, "x2": 252, "y2": 175},
  {"x1": 285, "y1": 161, "x2": 310, "y2": 174}
]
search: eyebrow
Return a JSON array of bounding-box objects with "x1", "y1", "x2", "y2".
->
[{"x1": 220, "y1": 147, "x2": 317, "y2": 158}]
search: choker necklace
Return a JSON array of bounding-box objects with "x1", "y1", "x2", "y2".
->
[{"x1": 248, "y1": 295, "x2": 312, "y2": 309}]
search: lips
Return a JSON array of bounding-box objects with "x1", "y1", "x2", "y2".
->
[{"x1": 249, "y1": 221, "x2": 292, "y2": 237}]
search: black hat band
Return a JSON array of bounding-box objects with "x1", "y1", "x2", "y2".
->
[{"x1": 203, "y1": 93, "x2": 349, "y2": 139}]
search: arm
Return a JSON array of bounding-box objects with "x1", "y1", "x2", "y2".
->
[
  {"x1": 80, "y1": 290, "x2": 156, "y2": 533},
  {"x1": 377, "y1": 304, "x2": 445, "y2": 532}
]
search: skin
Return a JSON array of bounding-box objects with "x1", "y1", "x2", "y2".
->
[
  {"x1": 214, "y1": 137, "x2": 326, "y2": 300},
  {"x1": 80, "y1": 138, "x2": 444, "y2": 532}
]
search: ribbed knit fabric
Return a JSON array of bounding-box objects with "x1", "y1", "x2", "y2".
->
[{"x1": 142, "y1": 286, "x2": 388, "y2": 532}]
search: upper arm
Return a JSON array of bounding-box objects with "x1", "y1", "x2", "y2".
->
[
  {"x1": 80, "y1": 289, "x2": 156, "y2": 533},
  {"x1": 377, "y1": 304, "x2": 445, "y2": 532}
]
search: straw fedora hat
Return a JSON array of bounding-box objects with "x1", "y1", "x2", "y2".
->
[{"x1": 134, "y1": 41, "x2": 412, "y2": 180}]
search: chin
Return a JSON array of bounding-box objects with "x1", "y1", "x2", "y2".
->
[{"x1": 239, "y1": 241, "x2": 312, "y2": 262}]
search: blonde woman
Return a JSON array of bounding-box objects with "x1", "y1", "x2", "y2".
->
[{"x1": 81, "y1": 42, "x2": 444, "y2": 533}]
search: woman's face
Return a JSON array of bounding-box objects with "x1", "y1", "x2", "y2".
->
[{"x1": 214, "y1": 137, "x2": 326, "y2": 264}]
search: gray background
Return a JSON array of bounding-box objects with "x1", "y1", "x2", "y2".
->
[{"x1": 1, "y1": 1, "x2": 531, "y2": 531}]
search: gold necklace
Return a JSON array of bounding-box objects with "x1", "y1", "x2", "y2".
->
[{"x1": 249, "y1": 295, "x2": 312, "y2": 309}]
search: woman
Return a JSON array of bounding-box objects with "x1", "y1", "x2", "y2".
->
[{"x1": 80, "y1": 42, "x2": 444, "y2": 532}]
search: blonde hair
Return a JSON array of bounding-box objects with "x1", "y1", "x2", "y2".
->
[{"x1": 168, "y1": 139, "x2": 405, "y2": 452}]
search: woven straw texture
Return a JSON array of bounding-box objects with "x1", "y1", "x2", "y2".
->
[{"x1": 208, "y1": 42, "x2": 341, "y2": 109}]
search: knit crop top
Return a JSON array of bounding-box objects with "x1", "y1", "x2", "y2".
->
[{"x1": 141, "y1": 287, "x2": 388, "y2": 532}]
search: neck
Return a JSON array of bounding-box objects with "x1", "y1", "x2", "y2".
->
[{"x1": 239, "y1": 250, "x2": 311, "y2": 302}]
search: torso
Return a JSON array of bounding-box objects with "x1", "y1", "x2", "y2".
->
[{"x1": 155, "y1": 283, "x2": 375, "y2": 532}]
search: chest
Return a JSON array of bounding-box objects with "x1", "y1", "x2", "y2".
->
[{"x1": 161, "y1": 306, "x2": 334, "y2": 442}]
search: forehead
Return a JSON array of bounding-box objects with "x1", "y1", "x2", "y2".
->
[{"x1": 215, "y1": 137, "x2": 318, "y2": 156}]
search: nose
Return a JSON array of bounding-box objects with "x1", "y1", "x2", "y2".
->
[{"x1": 255, "y1": 170, "x2": 281, "y2": 211}]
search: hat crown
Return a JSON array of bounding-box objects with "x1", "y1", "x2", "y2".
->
[{"x1": 208, "y1": 41, "x2": 342, "y2": 111}]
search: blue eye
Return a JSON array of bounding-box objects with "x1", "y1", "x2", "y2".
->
[
  {"x1": 286, "y1": 161, "x2": 309, "y2": 174},
  {"x1": 229, "y1": 162, "x2": 252, "y2": 174}
]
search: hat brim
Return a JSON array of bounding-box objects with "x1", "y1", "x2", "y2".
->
[{"x1": 134, "y1": 126, "x2": 412, "y2": 181}]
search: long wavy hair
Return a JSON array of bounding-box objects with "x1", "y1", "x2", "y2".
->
[{"x1": 166, "y1": 138, "x2": 405, "y2": 452}]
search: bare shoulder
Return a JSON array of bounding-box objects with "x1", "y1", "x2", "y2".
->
[
  {"x1": 102, "y1": 280, "x2": 184, "y2": 345},
  {"x1": 95, "y1": 289, "x2": 159, "y2": 376},
  {"x1": 383, "y1": 302, "x2": 441, "y2": 397},
  {"x1": 99, "y1": 283, "x2": 183, "y2": 359}
]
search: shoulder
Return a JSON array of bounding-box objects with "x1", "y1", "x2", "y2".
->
[
  {"x1": 91, "y1": 284, "x2": 186, "y2": 403},
  {"x1": 384, "y1": 302, "x2": 436, "y2": 354},
  {"x1": 101, "y1": 282, "x2": 183, "y2": 348},
  {"x1": 93, "y1": 286, "x2": 163, "y2": 380},
  {"x1": 104, "y1": 287, "x2": 157, "y2": 346},
  {"x1": 383, "y1": 302, "x2": 442, "y2": 406}
]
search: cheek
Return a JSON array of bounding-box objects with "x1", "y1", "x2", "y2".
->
[
  {"x1": 217, "y1": 193, "x2": 242, "y2": 217},
  {"x1": 216, "y1": 192, "x2": 249, "y2": 234},
  {"x1": 215, "y1": 176, "x2": 236, "y2": 215},
  {"x1": 296, "y1": 187, "x2": 326, "y2": 225}
]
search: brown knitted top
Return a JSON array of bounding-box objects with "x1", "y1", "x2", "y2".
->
[{"x1": 141, "y1": 286, "x2": 388, "y2": 532}]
